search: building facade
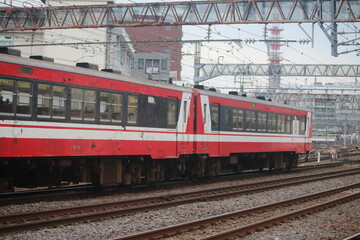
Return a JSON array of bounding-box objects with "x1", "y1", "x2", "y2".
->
[{"x1": 126, "y1": 25, "x2": 182, "y2": 82}]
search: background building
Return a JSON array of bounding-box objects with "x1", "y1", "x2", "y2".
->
[
  {"x1": 0, "y1": 0, "x2": 135, "y2": 76},
  {"x1": 126, "y1": 25, "x2": 182, "y2": 83}
]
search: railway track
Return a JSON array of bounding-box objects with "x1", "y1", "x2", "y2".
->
[
  {"x1": 1, "y1": 159, "x2": 359, "y2": 206},
  {"x1": 113, "y1": 183, "x2": 360, "y2": 240},
  {"x1": 1, "y1": 167, "x2": 359, "y2": 234}
]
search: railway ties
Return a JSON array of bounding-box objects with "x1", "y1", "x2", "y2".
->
[
  {"x1": 114, "y1": 183, "x2": 360, "y2": 240},
  {"x1": 0, "y1": 167, "x2": 359, "y2": 235}
]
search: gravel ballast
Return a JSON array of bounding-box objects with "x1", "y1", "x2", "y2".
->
[{"x1": 1, "y1": 166, "x2": 360, "y2": 239}]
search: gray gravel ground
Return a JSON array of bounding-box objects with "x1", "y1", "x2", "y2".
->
[
  {"x1": 1, "y1": 166, "x2": 360, "y2": 240},
  {"x1": 242, "y1": 198, "x2": 360, "y2": 240}
]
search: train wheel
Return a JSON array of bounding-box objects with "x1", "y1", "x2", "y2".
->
[
  {"x1": 288, "y1": 153, "x2": 299, "y2": 170},
  {"x1": 145, "y1": 158, "x2": 165, "y2": 184},
  {"x1": 206, "y1": 158, "x2": 220, "y2": 178}
]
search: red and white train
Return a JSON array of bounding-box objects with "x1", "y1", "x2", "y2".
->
[{"x1": 0, "y1": 49, "x2": 312, "y2": 192}]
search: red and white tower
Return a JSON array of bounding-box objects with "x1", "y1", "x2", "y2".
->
[{"x1": 267, "y1": 25, "x2": 284, "y2": 92}]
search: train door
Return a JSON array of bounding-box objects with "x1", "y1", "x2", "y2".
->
[
  {"x1": 200, "y1": 95, "x2": 211, "y2": 154},
  {"x1": 306, "y1": 112, "x2": 312, "y2": 150},
  {"x1": 167, "y1": 97, "x2": 179, "y2": 156},
  {"x1": 177, "y1": 92, "x2": 192, "y2": 155},
  {"x1": 210, "y1": 103, "x2": 220, "y2": 156}
]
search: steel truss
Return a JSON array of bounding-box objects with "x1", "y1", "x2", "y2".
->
[
  {"x1": 195, "y1": 63, "x2": 360, "y2": 82},
  {"x1": 1, "y1": 0, "x2": 359, "y2": 32}
]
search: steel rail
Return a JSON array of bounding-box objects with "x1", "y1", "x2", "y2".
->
[
  {"x1": 0, "y1": 167, "x2": 359, "y2": 234},
  {"x1": 343, "y1": 232, "x2": 360, "y2": 240},
  {"x1": 113, "y1": 183, "x2": 360, "y2": 240}
]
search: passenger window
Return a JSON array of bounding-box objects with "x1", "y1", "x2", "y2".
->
[
  {"x1": 257, "y1": 112, "x2": 267, "y2": 132},
  {"x1": 100, "y1": 92, "x2": 123, "y2": 123},
  {"x1": 38, "y1": 84, "x2": 51, "y2": 117},
  {"x1": 224, "y1": 108, "x2": 233, "y2": 130},
  {"x1": 127, "y1": 95, "x2": 138, "y2": 124},
  {"x1": 167, "y1": 100, "x2": 177, "y2": 126},
  {"x1": 268, "y1": 113, "x2": 277, "y2": 132},
  {"x1": 286, "y1": 115, "x2": 293, "y2": 134},
  {"x1": 84, "y1": 90, "x2": 96, "y2": 120},
  {"x1": 278, "y1": 115, "x2": 286, "y2": 133},
  {"x1": 71, "y1": 88, "x2": 96, "y2": 121},
  {"x1": 100, "y1": 92, "x2": 111, "y2": 121},
  {"x1": 0, "y1": 79, "x2": 33, "y2": 117},
  {"x1": 233, "y1": 109, "x2": 244, "y2": 131},
  {"x1": 38, "y1": 84, "x2": 66, "y2": 119},
  {"x1": 299, "y1": 116, "x2": 306, "y2": 135},
  {"x1": 71, "y1": 88, "x2": 83, "y2": 120},
  {"x1": 112, "y1": 93, "x2": 123, "y2": 122},
  {"x1": 210, "y1": 105, "x2": 219, "y2": 131},
  {"x1": 16, "y1": 81, "x2": 32, "y2": 116},
  {"x1": 0, "y1": 79, "x2": 15, "y2": 115},
  {"x1": 52, "y1": 86, "x2": 66, "y2": 118},
  {"x1": 247, "y1": 111, "x2": 256, "y2": 131}
]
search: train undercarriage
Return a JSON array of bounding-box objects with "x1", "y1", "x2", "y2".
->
[{"x1": 0, "y1": 152, "x2": 298, "y2": 193}]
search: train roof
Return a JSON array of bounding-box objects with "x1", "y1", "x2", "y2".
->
[
  {"x1": 195, "y1": 87, "x2": 311, "y2": 113},
  {"x1": 0, "y1": 53, "x2": 193, "y2": 94},
  {"x1": 0, "y1": 53, "x2": 311, "y2": 113}
]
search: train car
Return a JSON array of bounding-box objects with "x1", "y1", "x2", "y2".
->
[
  {"x1": 0, "y1": 49, "x2": 312, "y2": 192},
  {"x1": 0, "y1": 50, "x2": 196, "y2": 192},
  {"x1": 192, "y1": 89, "x2": 312, "y2": 177}
]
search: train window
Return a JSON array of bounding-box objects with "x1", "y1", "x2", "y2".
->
[
  {"x1": 37, "y1": 84, "x2": 66, "y2": 119},
  {"x1": 84, "y1": 90, "x2": 96, "y2": 121},
  {"x1": 210, "y1": 104, "x2": 219, "y2": 131},
  {"x1": 141, "y1": 95, "x2": 167, "y2": 127},
  {"x1": 299, "y1": 116, "x2": 306, "y2": 135},
  {"x1": 53, "y1": 86, "x2": 66, "y2": 118},
  {"x1": 246, "y1": 111, "x2": 256, "y2": 132},
  {"x1": 0, "y1": 79, "x2": 33, "y2": 117},
  {"x1": 16, "y1": 81, "x2": 32, "y2": 116},
  {"x1": 183, "y1": 100, "x2": 187, "y2": 123},
  {"x1": 257, "y1": 112, "x2": 267, "y2": 132},
  {"x1": 100, "y1": 92, "x2": 123, "y2": 123},
  {"x1": 0, "y1": 79, "x2": 15, "y2": 115},
  {"x1": 100, "y1": 92, "x2": 111, "y2": 121},
  {"x1": 286, "y1": 115, "x2": 293, "y2": 134},
  {"x1": 277, "y1": 114, "x2": 286, "y2": 133},
  {"x1": 233, "y1": 109, "x2": 244, "y2": 131},
  {"x1": 268, "y1": 113, "x2": 277, "y2": 132},
  {"x1": 224, "y1": 108, "x2": 233, "y2": 130},
  {"x1": 127, "y1": 95, "x2": 138, "y2": 124},
  {"x1": 203, "y1": 103, "x2": 207, "y2": 124},
  {"x1": 71, "y1": 88, "x2": 96, "y2": 121},
  {"x1": 167, "y1": 100, "x2": 177, "y2": 126},
  {"x1": 112, "y1": 93, "x2": 123, "y2": 122},
  {"x1": 38, "y1": 84, "x2": 51, "y2": 118},
  {"x1": 71, "y1": 88, "x2": 83, "y2": 120}
]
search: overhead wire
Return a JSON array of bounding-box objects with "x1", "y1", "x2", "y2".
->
[{"x1": 3, "y1": 0, "x2": 358, "y2": 86}]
